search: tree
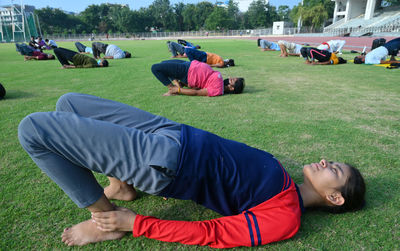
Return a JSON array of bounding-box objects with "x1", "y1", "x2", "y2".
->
[
  {"x1": 195, "y1": 1, "x2": 215, "y2": 30},
  {"x1": 181, "y1": 4, "x2": 196, "y2": 31},
  {"x1": 173, "y1": 3, "x2": 185, "y2": 31},
  {"x1": 277, "y1": 5, "x2": 291, "y2": 21},
  {"x1": 227, "y1": 0, "x2": 240, "y2": 29},
  {"x1": 204, "y1": 6, "x2": 232, "y2": 30},
  {"x1": 290, "y1": 0, "x2": 333, "y2": 28},
  {"x1": 79, "y1": 4, "x2": 111, "y2": 32},
  {"x1": 108, "y1": 5, "x2": 132, "y2": 33},
  {"x1": 148, "y1": 0, "x2": 174, "y2": 31},
  {"x1": 246, "y1": 0, "x2": 278, "y2": 28},
  {"x1": 35, "y1": 7, "x2": 85, "y2": 34}
]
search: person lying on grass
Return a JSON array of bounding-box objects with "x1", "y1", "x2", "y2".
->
[
  {"x1": 354, "y1": 37, "x2": 400, "y2": 64},
  {"x1": 300, "y1": 47, "x2": 347, "y2": 65},
  {"x1": 75, "y1": 42, "x2": 93, "y2": 54},
  {"x1": 317, "y1": 39, "x2": 346, "y2": 54},
  {"x1": 23, "y1": 51, "x2": 55, "y2": 61},
  {"x1": 16, "y1": 43, "x2": 55, "y2": 61},
  {"x1": 151, "y1": 59, "x2": 244, "y2": 96},
  {"x1": 257, "y1": 38, "x2": 280, "y2": 51},
  {"x1": 18, "y1": 93, "x2": 366, "y2": 248},
  {"x1": 183, "y1": 47, "x2": 235, "y2": 68},
  {"x1": 92, "y1": 42, "x2": 131, "y2": 59},
  {"x1": 277, "y1": 40, "x2": 303, "y2": 57},
  {"x1": 54, "y1": 47, "x2": 108, "y2": 69}
]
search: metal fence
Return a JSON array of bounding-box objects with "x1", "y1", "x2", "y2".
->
[{"x1": 42, "y1": 27, "x2": 324, "y2": 42}]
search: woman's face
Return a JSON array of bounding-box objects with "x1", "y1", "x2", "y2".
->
[{"x1": 303, "y1": 159, "x2": 351, "y2": 198}]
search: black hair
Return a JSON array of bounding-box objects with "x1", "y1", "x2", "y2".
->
[
  {"x1": 195, "y1": 45, "x2": 201, "y2": 49},
  {"x1": 257, "y1": 38, "x2": 261, "y2": 47},
  {"x1": 224, "y1": 78, "x2": 245, "y2": 94},
  {"x1": 45, "y1": 39, "x2": 49, "y2": 42},
  {"x1": 102, "y1": 59, "x2": 109, "y2": 67},
  {"x1": 338, "y1": 57, "x2": 347, "y2": 64},
  {"x1": 228, "y1": 59, "x2": 235, "y2": 67},
  {"x1": 354, "y1": 56, "x2": 364, "y2": 64},
  {"x1": 223, "y1": 79, "x2": 229, "y2": 86},
  {"x1": 125, "y1": 51, "x2": 131, "y2": 58},
  {"x1": 324, "y1": 164, "x2": 366, "y2": 214},
  {"x1": 0, "y1": 83, "x2": 6, "y2": 100}
]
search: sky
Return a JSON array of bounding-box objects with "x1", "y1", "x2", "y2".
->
[{"x1": 4, "y1": 0, "x2": 302, "y2": 13}]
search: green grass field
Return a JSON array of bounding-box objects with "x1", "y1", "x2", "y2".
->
[{"x1": 0, "y1": 39, "x2": 399, "y2": 250}]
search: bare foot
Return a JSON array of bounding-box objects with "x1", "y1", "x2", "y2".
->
[
  {"x1": 104, "y1": 184, "x2": 137, "y2": 201},
  {"x1": 61, "y1": 219, "x2": 126, "y2": 246}
]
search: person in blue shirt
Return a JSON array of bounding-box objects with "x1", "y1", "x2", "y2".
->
[
  {"x1": 18, "y1": 93, "x2": 366, "y2": 247},
  {"x1": 75, "y1": 42, "x2": 93, "y2": 54},
  {"x1": 257, "y1": 38, "x2": 280, "y2": 51}
]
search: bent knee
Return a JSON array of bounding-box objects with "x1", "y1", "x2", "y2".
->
[
  {"x1": 56, "y1": 92, "x2": 79, "y2": 111},
  {"x1": 18, "y1": 112, "x2": 48, "y2": 150},
  {"x1": 151, "y1": 64, "x2": 160, "y2": 74}
]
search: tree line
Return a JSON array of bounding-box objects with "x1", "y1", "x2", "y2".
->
[{"x1": 35, "y1": 0, "x2": 336, "y2": 35}]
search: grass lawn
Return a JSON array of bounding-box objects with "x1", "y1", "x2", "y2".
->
[{"x1": 0, "y1": 39, "x2": 399, "y2": 250}]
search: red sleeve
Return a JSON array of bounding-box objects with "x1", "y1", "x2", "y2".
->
[{"x1": 133, "y1": 186, "x2": 301, "y2": 248}]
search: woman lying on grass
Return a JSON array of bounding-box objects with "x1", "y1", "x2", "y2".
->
[
  {"x1": 18, "y1": 93, "x2": 366, "y2": 248},
  {"x1": 151, "y1": 59, "x2": 244, "y2": 97},
  {"x1": 300, "y1": 47, "x2": 347, "y2": 65}
]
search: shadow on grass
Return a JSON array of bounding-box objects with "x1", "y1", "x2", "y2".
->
[{"x1": 2, "y1": 90, "x2": 35, "y2": 100}]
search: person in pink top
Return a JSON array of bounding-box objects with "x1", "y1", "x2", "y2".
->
[
  {"x1": 24, "y1": 50, "x2": 55, "y2": 61},
  {"x1": 151, "y1": 60, "x2": 245, "y2": 96}
]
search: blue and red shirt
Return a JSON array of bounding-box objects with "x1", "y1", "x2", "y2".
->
[{"x1": 133, "y1": 124, "x2": 304, "y2": 248}]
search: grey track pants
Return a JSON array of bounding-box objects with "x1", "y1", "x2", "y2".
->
[{"x1": 18, "y1": 93, "x2": 181, "y2": 208}]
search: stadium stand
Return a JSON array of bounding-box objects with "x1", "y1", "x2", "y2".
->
[{"x1": 324, "y1": 5, "x2": 400, "y2": 37}]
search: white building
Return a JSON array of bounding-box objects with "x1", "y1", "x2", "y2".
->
[{"x1": 332, "y1": 0, "x2": 379, "y2": 23}]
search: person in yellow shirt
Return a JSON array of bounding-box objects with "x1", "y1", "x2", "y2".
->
[{"x1": 184, "y1": 47, "x2": 235, "y2": 68}]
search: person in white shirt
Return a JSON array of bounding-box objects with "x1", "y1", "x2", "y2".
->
[
  {"x1": 354, "y1": 37, "x2": 400, "y2": 64},
  {"x1": 277, "y1": 40, "x2": 303, "y2": 57},
  {"x1": 45, "y1": 39, "x2": 58, "y2": 49},
  {"x1": 317, "y1": 40, "x2": 346, "y2": 54},
  {"x1": 92, "y1": 42, "x2": 131, "y2": 59}
]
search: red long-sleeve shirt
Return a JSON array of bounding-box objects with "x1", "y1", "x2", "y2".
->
[{"x1": 133, "y1": 183, "x2": 301, "y2": 248}]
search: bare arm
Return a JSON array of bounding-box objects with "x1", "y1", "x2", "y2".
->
[
  {"x1": 103, "y1": 56, "x2": 114, "y2": 59},
  {"x1": 168, "y1": 86, "x2": 208, "y2": 96},
  {"x1": 311, "y1": 60, "x2": 331, "y2": 65},
  {"x1": 92, "y1": 187, "x2": 301, "y2": 248},
  {"x1": 24, "y1": 56, "x2": 39, "y2": 61},
  {"x1": 210, "y1": 62, "x2": 225, "y2": 68},
  {"x1": 62, "y1": 65, "x2": 77, "y2": 69},
  {"x1": 381, "y1": 60, "x2": 400, "y2": 64}
]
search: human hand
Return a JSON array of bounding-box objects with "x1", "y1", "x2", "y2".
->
[
  {"x1": 168, "y1": 86, "x2": 179, "y2": 94},
  {"x1": 91, "y1": 206, "x2": 137, "y2": 232}
]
